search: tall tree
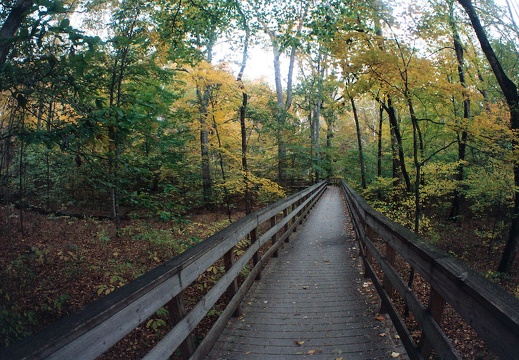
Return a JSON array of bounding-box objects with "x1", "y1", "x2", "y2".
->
[
  {"x1": 234, "y1": 1, "x2": 252, "y2": 214},
  {"x1": 350, "y1": 95, "x2": 367, "y2": 188},
  {"x1": 251, "y1": 0, "x2": 306, "y2": 185},
  {"x1": 448, "y1": 0, "x2": 470, "y2": 220},
  {"x1": 106, "y1": 3, "x2": 143, "y2": 230},
  {"x1": 457, "y1": 0, "x2": 519, "y2": 273},
  {"x1": 0, "y1": 0, "x2": 35, "y2": 66}
]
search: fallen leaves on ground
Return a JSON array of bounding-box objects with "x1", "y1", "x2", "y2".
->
[{"x1": 375, "y1": 314, "x2": 386, "y2": 321}]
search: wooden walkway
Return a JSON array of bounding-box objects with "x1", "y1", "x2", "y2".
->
[{"x1": 208, "y1": 187, "x2": 407, "y2": 359}]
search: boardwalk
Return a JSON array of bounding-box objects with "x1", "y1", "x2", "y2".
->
[{"x1": 208, "y1": 186, "x2": 406, "y2": 359}]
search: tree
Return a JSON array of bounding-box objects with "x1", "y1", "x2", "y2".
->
[
  {"x1": 250, "y1": 0, "x2": 306, "y2": 185},
  {"x1": 234, "y1": 1, "x2": 253, "y2": 214},
  {"x1": 447, "y1": 0, "x2": 471, "y2": 220},
  {"x1": 0, "y1": 0, "x2": 35, "y2": 65},
  {"x1": 457, "y1": 0, "x2": 519, "y2": 273}
]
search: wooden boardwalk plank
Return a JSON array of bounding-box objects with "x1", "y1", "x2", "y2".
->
[{"x1": 207, "y1": 186, "x2": 407, "y2": 360}]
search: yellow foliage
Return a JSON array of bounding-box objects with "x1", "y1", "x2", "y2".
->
[
  {"x1": 222, "y1": 172, "x2": 285, "y2": 205},
  {"x1": 421, "y1": 161, "x2": 460, "y2": 200}
]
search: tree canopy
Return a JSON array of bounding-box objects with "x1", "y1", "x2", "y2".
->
[{"x1": 1, "y1": 0, "x2": 519, "y2": 275}]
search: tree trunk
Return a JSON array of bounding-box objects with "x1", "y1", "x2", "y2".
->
[
  {"x1": 383, "y1": 96, "x2": 412, "y2": 192},
  {"x1": 378, "y1": 106, "x2": 383, "y2": 177},
  {"x1": 448, "y1": 4, "x2": 470, "y2": 221},
  {"x1": 312, "y1": 105, "x2": 321, "y2": 183},
  {"x1": 240, "y1": 91, "x2": 251, "y2": 214},
  {"x1": 408, "y1": 97, "x2": 421, "y2": 233},
  {"x1": 198, "y1": 86, "x2": 212, "y2": 207},
  {"x1": 351, "y1": 96, "x2": 367, "y2": 189},
  {"x1": 18, "y1": 107, "x2": 26, "y2": 234},
  {"x1": 2, "y1": 103, "x2": 16, "y2": 246},
  {"x1": 458, "y1": 0, "x2": 519, "y2": 273},
  {"x1": 236, "y1": 5, "x2": 251, "y2": 214},
  {"x1": 266, "y1": 18, "x2": 301, "y2": 185},
  {"x1": 0, "y1": 0, "x2": 34, "y2": 65},
  {"x1": 325, "y1": 123, "x2": 334, "y2": 177},
  {"x1": 46, "y1": 102, "x2": 53, "y2": 210},
  {"x1": 107, "y1": 16, "x2": 136, "y2": 232},
  {"x1": 285, "y1": 43, "x2": 296, "y2": 111},
  {"x1": 197, "y1": 42, "x2": 215, "y2": 208},
  {"x1": 324, "y1": 95, "x2": 336, "y2": 179},
  {"x1": 404, "y1": 88, "x2": 423, "y2": 232},
  {"x1": 285, "y1": 8, "x2": 306, "y2": 111},
  {"x1": 312, "y1": 51, "x2": 325, "y2": 183},
  {"x1": 390, "y1": 122, "x2": 399, "y2": 182},
  {"x1": 270, "y1": 36, "x2": 287, "y2": 185},
  {"x1": 212, "y1": 113, "x2": 232, "y2": 222}
]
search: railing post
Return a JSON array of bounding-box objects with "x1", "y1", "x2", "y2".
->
[
  {"x1": 381, "y1": 243, "x2": 396, "y2": 313},
  {"x1": 224, "y1": 248, "x2": 241, "y2": 317},
  {"x1": 270, "y1": 215, "x2": 278, "y2": 257},
  {"x1": 293, "y1": 201, "x2": 299, "y2": 232},
  {"x1": 283, "y1": 208, "x2": 289, "y2": 242},
  {"x1": 167, "y1": 292, "x2": 195, "y2": 359},
  {"x1": 299, "y1": 198, "x2": 304, "y2": 225},
  {"x1": 419, "y1": 287, "x2": 446, "y2": 358},
  {"x1": 251, "y1": 228, "x2": 260, "y2": 280},
  {"x1": 360, "y1": 219, "x2": 371, "y2": 279}
]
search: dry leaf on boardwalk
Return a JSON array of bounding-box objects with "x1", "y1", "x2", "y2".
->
[{"x1": 375, "y1": 314, "x2": 386, "y2": 321}]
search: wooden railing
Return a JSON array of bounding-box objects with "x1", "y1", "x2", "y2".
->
[
  {"x1": 1, "y1": 181, "x2": 328, "y2": 360},
  {"x1": 338, "y1": 179, "x2": 519, "y2": 360}
]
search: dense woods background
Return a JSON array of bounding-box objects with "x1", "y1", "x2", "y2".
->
[{"x1": 1, "y1": 0, "x2": 519, "y2": 352}]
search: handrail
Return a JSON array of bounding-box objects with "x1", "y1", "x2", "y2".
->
[
  {"x1": 338, "y1": 179, "x2": 519, "y2": 360},
  {"x1": 1, "y1": 181, "x2": 328, "y2": 360}
]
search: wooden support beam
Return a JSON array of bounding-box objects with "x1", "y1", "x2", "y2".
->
[
  {"x1": 224, "y1": 248, "x2": 241, "y2": 317},
  {"x1": 251, "y1": 228, "x2": 260, "y2": 280},
  {"x1": 419, "y1": 287, "x2": 446, "y2": 358},
  {"x1": 283, "y1": 208, "x2": 289, "y2": 242},
  {"x1": 270, "y1": 215, "x2": 278, "y2": 257},
  {"x1": 381, "y1": 243, "x2": 396, "y2": 313},
  {"x1": 167, "y1": 292, "x2": 195, "y2": 359}
]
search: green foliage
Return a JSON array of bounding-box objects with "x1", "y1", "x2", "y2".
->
[
  {"x1": 41, "y1": 294, "x2": 71, "y2": 315},
  {"x1": 121, "y1": 222, "x2": 202, "y2": 259},
  {"x1": 197, "y1": 264, "x2": 225, "y2": 291},
  {"x1": 57, "y1": 244, "x2": 86, "y2": 278},
  {"x1": 463, "y1": 163, "x2": 514, "y2": 215},
  {"x1": 96, "y1": 275, "x2": 126, "y2": 296},
  {"x1": 0, "y1": 289, "x2": 37, "y2": 348},
  {"x1": 2, "y1": 2, "x2": 519, "y2": 350},
  {"x1": 146, "y1": 307, "x2": 169, "y2": 332},
  {"x1": 362, "y1": 177, "x2": 434, "y2": 236},
  {"x1": 96, "y1": 229, "x2": 111, "y2": 243},
  {"x1": 420, "y1": 161, "x2": 460, "y2": 201}
]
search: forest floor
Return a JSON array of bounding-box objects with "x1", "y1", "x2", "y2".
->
[{"x1": 0, "y1": 203, "x2": 518, "y2": 359}]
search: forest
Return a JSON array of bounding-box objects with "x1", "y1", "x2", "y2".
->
[{"x1": 1, "y1": 0, "x2": 519, "y2": 355}]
